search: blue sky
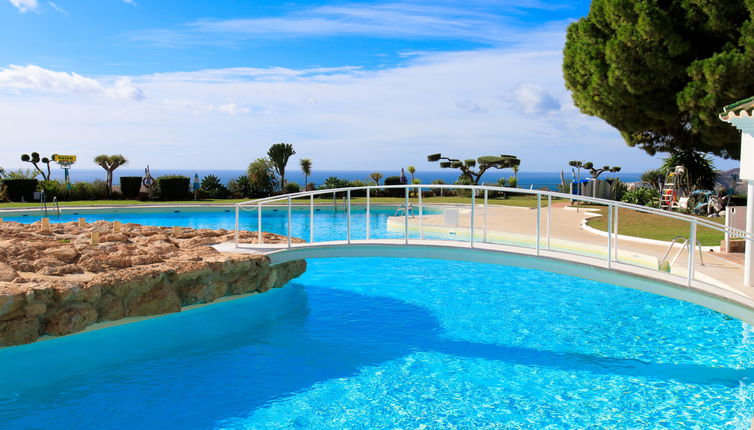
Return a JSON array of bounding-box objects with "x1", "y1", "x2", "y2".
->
[{"x1": 0, "y1": 0, "x2": 741, "y2": 173}]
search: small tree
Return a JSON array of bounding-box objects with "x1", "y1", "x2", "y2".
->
[
  {"x1": 299, "y1": 158, "x2": 312, "y2": 190},
  {"x1": 369, "y1": 172, "x2": 383, "y2": 185},
  {"x1": 407, "y1": 166, "x2": 417, "y2": 196},
  {"x1": 569, "y1": 161, "x2": 621, "y2": 198},
  {"x1": 267, "y1": 143, "x2": 296, "y2": 192},
  {"x1": 427, "y1": 153, "x2": 520, "y2": 185},
  {"x1": 93, "y1": 154, "x2": 127, "y2": 198},
  {"x1": 20, "y1": 152, "x2": 52, "y2": 180},
  {"x1": 248, "y1": 158, "x2": 277, "y2": 197}
]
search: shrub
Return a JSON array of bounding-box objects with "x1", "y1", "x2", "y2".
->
[
  {"x1": 200, "y1": 174, "x2": 229, "y2": 199},
  {"x1": 621, "y1": 187, "x2": 659, "y2": 206},
  {"x1": 347, "y1": 180, "x2": 367, "y2": 197},
  {"x1": 157, "y1": 175, "x2": 190, "y2": 200},
  {"x1": 3, "y1": 179, "x2": 38, "y2": 202},
  {"x1": 228, "y1": 175, "x2": 252, "y2": 198},
  {"x1": 0, "y1": 184, "x2": 7, "y2": 202},
  {"x1": 247, "y1": 158, "x2": 277, "y2": 197},
  {"x1": 120, "y1": 176, "x2": 143, "y2": 199},
  {"x1": 284, "y1": 182, "x2": 301, "y2": 194},
  {"x1": 383, "y1": 176, "x2": 403, "y2": 197},
  {"x1": 38, "y1": 180, "x2": 67, "y2": 200},
  {"x1": 454, "y1": 175, "x2": 473, "y2": 198}
]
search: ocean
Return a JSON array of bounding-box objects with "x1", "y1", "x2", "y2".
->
[{"x1": 44, "y1": 168, "x2": 642, "y2": 191}]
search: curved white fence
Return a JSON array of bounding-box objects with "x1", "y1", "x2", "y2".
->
[{"x1": 234, "y1": 184, "x2": 752, "y2": 288}]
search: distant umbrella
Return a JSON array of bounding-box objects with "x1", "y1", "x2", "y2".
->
[
  {"x1": 400, "y1": 168, "x2": 407, "y2": 185},
  {"x1": 193, "y1": 173, "x2": 200, "y2": 191}
]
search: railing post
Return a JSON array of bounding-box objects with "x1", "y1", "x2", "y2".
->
[
  {"x1": 688, "y1": 220, "x2": 697, "y2": 286},
  {"x1": 257, "y1": 203, "x2": 262, "y2": 245},
  {"x1": 483, "y1": 189, "x2": 488, "y2": 243},
  {"x1": 366, "y1": 188, "x2": 371, "y2": 240},
  {"x1": 470, "y1": 190, "x2": 475, "y2": 247},
  {"x1": 418, "y1": 186, "x2": 424, "y2": 240},
  {"x1": 287, "y1": 196, "x2": 292, "y2": 249},
  {"x1": 309, "y1": 194, "x2": 314, "y2": 243},
  {"x1": 607, "y1": 203, "x2": 613, "y2": 268},
  {"x1": 404, "y1": 187, "x2": 409, "y2": 244},
  {"x1": 536, "y1": 191, "x2": 542, "y2": 255},
  {"x1": 613, "y1": 205, "x2": 619, "y2": 261},
  {"x1": 234, "y1": 204, "x2": 239, "y2": 248},
  {"x1": 347, "y1": 189, "x2": 351, "y2": 244},
  {"x1": 546, "y1": 195, "x2": 551, "y2": 250}
]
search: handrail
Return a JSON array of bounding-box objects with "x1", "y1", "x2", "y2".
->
[
  {"x1": 661, "y1": 236, "x2": 704, "y2": 267},
  {"x1": 236, "y1": 184, "x2": 751, "y2": 240},
  {"x1": 233, "y1": 183, "x2": 752, "y2": 289},
  {"x1": 52, "y1": 196, "x2": 61, "y2": 216},
  {"x1": 40, "y1": 190, "x2": 47, "y2": 217}
]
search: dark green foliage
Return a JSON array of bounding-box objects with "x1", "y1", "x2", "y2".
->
[
  {"x1": 228, "y1": 175, "x2": 252, "y2": 198},
  {"x1": 157, "y1": 175, "x2": 190, "y2": 200},
  {"x1": 428, "y1": 153, "x2": 520, "y2": 185},
  {"x1": 319, "y1": 176, "x2": 350, "y2": 190},
  {"x1": 267, "y1": 143, "x2": 296, "y2": 192},
  {"x1": 284, "y1": 182, "x2": 301, "y2": 194},
  {"x1": 383, "y1": 176, "x2": 404, "y2": 197},
  {"x1": 120, "y1": 176, "x2": 143, "y2": 199},
  {"x1": 641, "y1": 169, "x2": 664, "y2": 190},
  {"x1": 200, "y1": 175, "x2": 229, "y2": 199},
  {"x1": 247, "y1": 158, "x2": 277, "y2": 197},
  {"x1": 3, "y1": 179, "x2": 38, "y2": 201},
  {"x1": 605, "y1": 177, "x2": 627, "y2": 201},
  {"x1": 347, "y1": 180, "x2": 367, "y2": 197},
  {"x1": 20, "y1": 152, "x2": 51, "y2": 180},
  {"x1": 454, "y1": 174, "x2": 473, "y2": 198},
  {"x1": 563, "y1": 0, "x2": 754, "y2": 158},
  {"x1": 38, "y1": 180, "x2": 66, "y2": 200},
  {"x1": 661, "y1": 149, "x2": 718, "y2": 190},
  {"x1": 621, "y1": 187, "x2": 660, "y2": 206}
]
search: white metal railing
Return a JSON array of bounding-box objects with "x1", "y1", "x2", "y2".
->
[{"x1": 234, "y1": 184, "x2": 753, "y2": 287}]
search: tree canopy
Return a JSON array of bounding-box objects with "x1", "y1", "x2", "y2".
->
[
  {"x1": 563, "y1": 0, "x2": 754, "y2": 159},
  {"x1": 427, "y1": 153, "x2": 520, "y2": 185},
  {"x1": 267, "y1": 143, "x2": 296, "y2": 192}
]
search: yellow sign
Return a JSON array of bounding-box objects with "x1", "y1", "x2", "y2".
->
[{"x1": 52, "y1": 154, "x2": 77, "y2": 163}]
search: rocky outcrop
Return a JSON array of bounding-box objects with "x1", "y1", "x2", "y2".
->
[{"x1": 0, "y1": 220, "x2": 306, "y2": 346}]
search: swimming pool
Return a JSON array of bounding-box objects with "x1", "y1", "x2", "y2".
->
[{"x1": 1, "y1": 209, "x2": 753, "y2": 428}]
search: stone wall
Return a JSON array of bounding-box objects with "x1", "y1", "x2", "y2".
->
[{"x1": 0, "y1": 220, "x2": 306, "y2": 346}]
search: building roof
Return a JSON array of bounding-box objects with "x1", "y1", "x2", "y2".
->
[{"x1": 720, "y1": 96, "x2": 754, "y2": 134}]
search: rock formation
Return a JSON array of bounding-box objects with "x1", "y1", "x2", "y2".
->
[{"x1": 0, "y1": 220, "x2": 306, "y2": 346}]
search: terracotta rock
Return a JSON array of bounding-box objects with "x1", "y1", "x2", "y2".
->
[
  {"x1": 45, "y1": 302, "x2": 97, "y2": 336},
  {"x1": 124, "y1": 283, "x2": 181, "y2": 316},
  {"x1": 0, "y1": 262, "x2": 18, "y2": 282},
  {"x1": 43, "y1": 246, "x2": 79, "y2": 264},
  {"x1": 0, "y1": 316, "x2": 40, "y2": 346}
]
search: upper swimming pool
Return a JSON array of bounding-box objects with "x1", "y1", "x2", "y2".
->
[{"x1": 0, "y1": 207, "x2": 753, "y2": 428}]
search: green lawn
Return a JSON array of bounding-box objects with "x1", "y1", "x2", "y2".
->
[
  {"x1": 0, "y1": 195, "x2": 562, "y2": 209},
  {"x1": 586, "y1": 207, "x2": 725, "y2": 246}
]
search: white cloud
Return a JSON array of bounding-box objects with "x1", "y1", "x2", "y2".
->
[
  {"x1": 513, "y1": 82, "x2": 561, "y2": 114},
  {"x1": 7, "y1": 0, "x2": 38, "y2": 13},
  {"x1": 122, "y1": 0, "x2": 136, "y2": 5},
  {"x1": 0, "y1": 65, "x2": 144, "y2": 101},
  {"x1": 47, "y1": 1, "x2": 67, "y2": 15},
  {"x1": 0, "y1": 34, "x2": 706, "y2": 172}
]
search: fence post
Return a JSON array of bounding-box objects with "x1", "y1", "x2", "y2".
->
[
  {"x1": 366, "y1": 188, "x2": 371, "y2": 240},
  {"x1": 310, "y1": 194, "x2": 314, "y2": 243},
  {"x1": 535, "y1": 191, "x2": 542, "y2": 255},
  {"x1": 613, "y1": 205, "x2": 619, "y2": 261},
  {"x1": 607, "y1": 203, "x2": 613, "y2": 268},
  {"x1": 546, "y1": 195, "x2": 551, "y2": 250},
  {"x1": 347, "y1": 189, "x2": 351, "y2": 244},
  {"x1": 404, "y1": 187, "x2": 409, "y2": 244},
  {"x1": 470, "y1": 190, "x2": 475, "y2": 247},
  {"x1": 287, "y1": 196, "x2": 292, "y2": 249},
  {"x1": 688, "y1": 220, "x2": 697, "y2": 286},
  {"x1": 418, "y1": 186, "x2": 424, "y2": 240},
  {"x1": 257, "y1": 203, "x2": 262, "y2": 245},
  {"x1": 234, "y1": 204, "x2": 239, "y2": 248},
  {"x1": 483, "y1": 189, "x2": 488, "y2": 243}
]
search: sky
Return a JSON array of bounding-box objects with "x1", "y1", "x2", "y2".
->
[{"x1": 0, "y1": 0, "x2": 742, "y2": 173}]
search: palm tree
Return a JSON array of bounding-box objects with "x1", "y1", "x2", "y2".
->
[
  {"x1": 267, "y1": 143, "x2": 296, "y2": 193},
  {"x1": 299, "y1": 158, "x2": 312, "y2": 190},
  {"x1": 369, "y1": 172, "x2": 383, "y2": 185},
  {"x1": 93, "y1": 154, "x2": 127, "y2": 198},
  {"x1": 407, "y1": 166, "x2": 416, "y2": 196},
  {"x1": 661, "y1": 149, "x2": 718, "y2": 191}
]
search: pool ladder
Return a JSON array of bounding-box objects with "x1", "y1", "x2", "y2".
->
[
  {"x1": 40, "y1": 191, "x2": 61, "y2": 217},
  {"x1": 660, "y1": 235, "x2": 704, "y2": 268}
]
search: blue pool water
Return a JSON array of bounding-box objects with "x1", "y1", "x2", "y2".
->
[{"x1": 1, "y1": 210, "x2": 753, "y2": 428}]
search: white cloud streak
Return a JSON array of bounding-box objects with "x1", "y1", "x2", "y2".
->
[
  {"x1": 47, "y1": 1, "x2": 67, "y2": 15},
  {"x1": 0, "y1": 65, "x2": 144, "y2": 101},
  {"x1": 7, "y1": 0, "x2": 38, "y2": 13}
]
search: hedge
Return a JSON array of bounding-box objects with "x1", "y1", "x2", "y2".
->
[
  {"x1": 3, "y1": 179, "x2": 38, "y2": 202},
  {"x1": 383, "y1": 176, "x2": 404, "y2": 197},
  {"x1": 157, "y1": 175, "x2": 190, "y2": 200},
  {"x1": 120, "y1": 176, "x2": 143, "y2": 199}
]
